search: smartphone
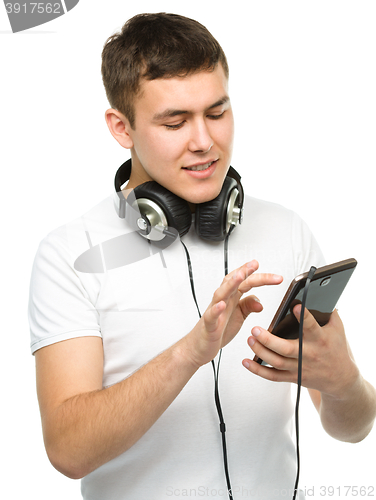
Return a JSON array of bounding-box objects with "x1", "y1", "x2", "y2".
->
[{"x1": 253, "y1": 258, "x2": 357, "y2": 365}]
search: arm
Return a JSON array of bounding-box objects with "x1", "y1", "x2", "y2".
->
[
  {"x1": 305, "y1": 311, "x2": 376, "y2": 443},
  {"x1": 36, "y1": 260, "x2": 282, "y2": 479},
  {"x1": 36, "y1": 335, "x2": 199, "y2": 480},
  {"x1": 242, "y1": 308, "x2": 376, "y2": 443},
  {"x1": 308, "y1": 380, "x2": 376, "y2": 443}
]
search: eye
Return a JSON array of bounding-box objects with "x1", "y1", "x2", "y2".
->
[
  {"x1": 164, "y1": 121, "x2": 185, "y2": 130},
  {"x1": 207, "y1": 111, "x2": 225, "y2": 120}
]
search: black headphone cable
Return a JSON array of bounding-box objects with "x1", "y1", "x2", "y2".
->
[
  {"x1": 181, "y1": 227, "x2": 235, "y2": 500},
  {"x1": 292, "y1": 265, "x2": 317, "y2": 500}
]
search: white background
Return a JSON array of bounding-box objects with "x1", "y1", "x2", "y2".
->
[{"x1": 1, "y1": 1, "x2": 375, "y2": 498}]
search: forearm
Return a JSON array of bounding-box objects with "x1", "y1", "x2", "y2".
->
[
  {"x1": 44, "y1": 337, "x2": 198, "y2": 479},
  {"x1": 318, "y1": 372, "x2": 376, "y2": 443}
]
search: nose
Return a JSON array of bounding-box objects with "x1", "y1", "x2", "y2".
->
[{"x1": 188, "y1": 119, "x2": 213, "y2": 153}]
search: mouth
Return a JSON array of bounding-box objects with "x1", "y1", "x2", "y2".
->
[{"x1": 183, "y1": 160, "x2": 217, "y2": 171}]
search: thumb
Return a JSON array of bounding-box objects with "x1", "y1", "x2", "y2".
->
[{"x1": 240, "y1": 295, "x2": 263, "y2": 319}]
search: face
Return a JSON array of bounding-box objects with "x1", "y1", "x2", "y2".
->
[{"x1": 122, "y1": 64, "x2": 234, "y2": 205}]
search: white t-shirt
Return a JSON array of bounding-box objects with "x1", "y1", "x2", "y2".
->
[{"x1": 29, "y1": 193, "x2": 325, "y2": 500}]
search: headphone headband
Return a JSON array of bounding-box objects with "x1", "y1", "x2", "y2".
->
[
  {"x1": 226, "y1": 165, "x2": 244, "y2": 218},
  {"x1": 114, "y1": 159, "x2": 132, "y2": 219}
]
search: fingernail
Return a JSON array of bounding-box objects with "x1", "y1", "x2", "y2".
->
[
  {"x1": 243, "y1": 360, "x2": 250, "y2": 369},
  {"x1": 252, "y1": 327, "x2": 261, "y2": 337},
  {"x1": 273, "y1": 274, "x2": 283, "y2": 281},
  {"x1": 248, "y1": 337, "x2": 256, "y2": 347}
]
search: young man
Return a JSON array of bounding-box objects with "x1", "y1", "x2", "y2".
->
[{"x1": 29, "y1": 13, "x2": 376, "y2": 500}]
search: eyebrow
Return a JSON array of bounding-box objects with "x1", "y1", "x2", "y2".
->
[{"x1": 152, "y1": 96, "x2": 230, "y2": 122}]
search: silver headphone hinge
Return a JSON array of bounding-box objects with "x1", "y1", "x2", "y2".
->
[{"x1": 226, "y1": 189, "x2": 242, "y2": 230}]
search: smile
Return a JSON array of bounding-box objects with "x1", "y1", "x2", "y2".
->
[{"x1": 184, "y1": 160, "x2": 216, "y2": 171}]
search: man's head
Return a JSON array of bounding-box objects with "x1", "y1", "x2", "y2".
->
[
  {"x1": 101, "y1": 13, "x2": 229, "y2": 129},
  {"x1": 103, "y1": 13, "x2": 234, "y2": 205}
]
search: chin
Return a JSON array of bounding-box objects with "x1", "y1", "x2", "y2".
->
[{"x1": 185, "y1": 187, "x2": 222, "y2": 205}]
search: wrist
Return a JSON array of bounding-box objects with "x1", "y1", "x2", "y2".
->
[
  {"x1": 321, "y1": 361, "x2": 361, "y2": 402},
  {"x1": 318, "y1": 368, "x2": 376, "y2": 443},
  {"x1": 172, "y1": 333, "x2": 204, "y2": 373}
]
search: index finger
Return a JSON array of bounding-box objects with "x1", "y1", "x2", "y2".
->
[
  {"x1": 249, "y1": 325, "x2": 298, "y2": 360},
  {"x1": 238, "y1": 273, "x2": 283, "y2": 294}
]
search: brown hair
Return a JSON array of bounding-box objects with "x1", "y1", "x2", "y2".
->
[{"x1": 101, "y1": 13, "x2": 229, "y2": 129}]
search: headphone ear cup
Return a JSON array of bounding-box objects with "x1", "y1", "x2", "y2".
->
[
  {"x1": 195, "y1": 177, "x2": 237, "y2": 241},
  {"x1": 132, "y1": 181, "x2": 192, "y2": 239}
]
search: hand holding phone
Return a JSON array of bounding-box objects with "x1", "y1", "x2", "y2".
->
[{"x1": 253, "y1": 258, "x2": 357, "y2": 365}]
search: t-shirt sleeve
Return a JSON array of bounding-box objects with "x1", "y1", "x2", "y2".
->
[{"x1": 28, "y1": 229, "x2": 102, "y2": 355}]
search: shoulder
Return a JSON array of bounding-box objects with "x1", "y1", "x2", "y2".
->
[
  {"x1": 234, "y1": 194, "x2": 325, "y2": 273},
  {"x1": 35, "y1": 194, "x2": 121, "y2": 261},
  {"x1": 28, "y1": 197, "x2": 118, "y2": 355},
  {"x1": 241, "y1": 194, "x2": 306, "y2": 238},
  {"x1": 243, "y1": 195, "x2": 297, "y2": 221}
]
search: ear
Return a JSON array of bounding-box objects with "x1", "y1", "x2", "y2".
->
[{"x1": 105, "y1": 109, "x2": 134, "y2": 149}]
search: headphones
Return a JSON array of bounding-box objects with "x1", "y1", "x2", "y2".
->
[{"x1": 114, "y1": 159, "x2": 244, "y2": 246}]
